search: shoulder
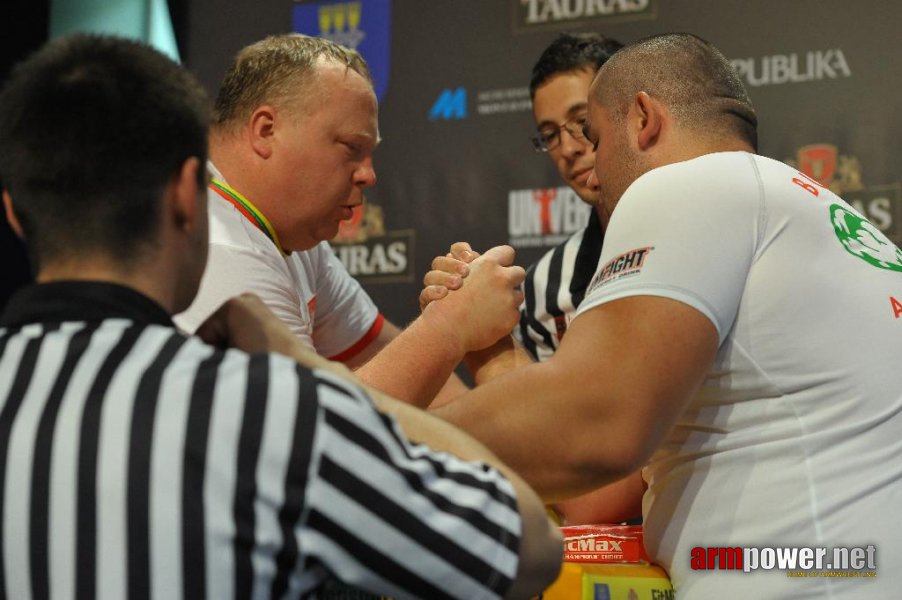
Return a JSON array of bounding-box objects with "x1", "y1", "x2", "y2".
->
[
  {"x1": 620, "y1": 151, "x2": 763, "y2": 214},
  {"x1": 636, "y1": 151, "x2": 759, "y2": 188}
]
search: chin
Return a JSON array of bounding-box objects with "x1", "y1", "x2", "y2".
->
[
  {"x1": 316, "y1": 225, "x2": 341, "y2": 246},
  {"x1": 573, "y1": 187, "x2": 601, "y2": 207}
]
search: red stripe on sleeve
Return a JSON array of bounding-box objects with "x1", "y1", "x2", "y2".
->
[{"x1": 327, "y1": 313, "x2": 385, "y2": 363}]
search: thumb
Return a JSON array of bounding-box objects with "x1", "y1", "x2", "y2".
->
[
  {"x1": 449, "y1": 241, "x2": 479, "y2": 263},
  {"x1": 480, "y1": 244, "x2": 516, "y2": 266}
]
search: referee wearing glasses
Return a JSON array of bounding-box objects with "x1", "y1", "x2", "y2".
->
[{"x1": 519, "y1": 33, "x2": 622, "y2": 362}]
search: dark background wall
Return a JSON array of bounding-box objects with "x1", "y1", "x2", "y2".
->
[
  {"x1": 0, "y1": 0, "x2": 49, "y2": 310},
  {"x1": 186, "y1": 0, "x2": 902, "y2": 327},
  {"x1": 5, "y1": 1, "x2": 901, "y2": 326}
]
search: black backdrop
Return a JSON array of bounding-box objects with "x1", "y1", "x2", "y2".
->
[
  {"x1": 5, "y1": 1, "x2": 901, "y2": 325},
  {"x1": 184, "y1": 0, "x2": 902, "y2": 326},
  {"x1": 0, "y1": 0, "x2": 48, "y2": 310}
]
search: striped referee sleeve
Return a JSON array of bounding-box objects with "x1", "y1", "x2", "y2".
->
[{"x1": 297, "y1": 370, "x2": 522, "y2": 600}]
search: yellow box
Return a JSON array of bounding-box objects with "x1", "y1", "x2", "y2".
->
[{"x1": 539, "y1": 561, "x2": 673, "y2": 600}]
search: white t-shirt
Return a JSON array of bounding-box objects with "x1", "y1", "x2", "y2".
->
[
  {"x1": 175, "y1": 165, "x2": 381, "y2": 360},
  {"x1": 575, "y1": 152, "x2": 902, "y2": 598}
]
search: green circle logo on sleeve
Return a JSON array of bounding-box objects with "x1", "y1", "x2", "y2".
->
[{"x1": 831, "y1": 204, "x2": 902, "y2": 272}]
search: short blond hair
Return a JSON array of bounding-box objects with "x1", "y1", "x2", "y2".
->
[{"x1": 213, "y1": 33, "x2": 372, "y2": 130}]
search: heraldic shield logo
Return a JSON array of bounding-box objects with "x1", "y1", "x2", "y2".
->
[
  {"x1": 292, "y1": 0, "x2": 392, "y2": 101},
  {"x1": 831, "y1": 204, "x2": 902, "y2": 272}
]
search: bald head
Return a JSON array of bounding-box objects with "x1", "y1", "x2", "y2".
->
[{"x1": 591, "y1": 33, "x2": 757, "y2": 151}]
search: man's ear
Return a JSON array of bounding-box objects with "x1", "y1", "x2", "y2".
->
[
  {"x1": 248, "y1": 105, "x2": 276, "y2": 159},
  {"x1": 3, "y1": 190, "x2": 24, "y2": 239},
  {"x1": 169, "y1": 157, "x2": 203, "y2": 232},
  {"x1": 633, "y1": 91, "x2": 663, "y2": 151}
]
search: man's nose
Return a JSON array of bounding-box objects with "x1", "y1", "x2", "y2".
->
[
  {"x1": 355, "y1": 159, "x2": 377, "y2": 187},
  {"x1": 559, "y1": 128, "x2": 588, "y2": 159}
]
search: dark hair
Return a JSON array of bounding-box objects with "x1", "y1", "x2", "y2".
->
[
  {"x1": 529, "y1": 32, "x2": 624, "y2": 99},
  {"x1": 0, "y1": 34, "x2": 212, "y2": 270},
  {"x1": 215, "y1": 33, "x2": 372, "y2": 130},
  {"x1": 594, "y1": 33, "x2": 758, "y2": 150}
]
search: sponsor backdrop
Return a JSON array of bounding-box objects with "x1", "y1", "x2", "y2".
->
[{"x1": 184, "y1": 0, "x2": 902, "y2": 326}]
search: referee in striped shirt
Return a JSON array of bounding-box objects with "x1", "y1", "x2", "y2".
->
[
  {"x1": 0, "y1": 35, "x2": 561, "y2": 599},
  {"x1": 518, "y1": 33, "x2": 623, "y2": 363}
]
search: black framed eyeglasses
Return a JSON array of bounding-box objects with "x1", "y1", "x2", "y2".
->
[{"x1": 530, "y1": 114, "x2": 589, "y2": 153}]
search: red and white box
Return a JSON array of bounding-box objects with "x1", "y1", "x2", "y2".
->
[{"x1": 561, "y1": 524, "x2": 651, "y2": 564}]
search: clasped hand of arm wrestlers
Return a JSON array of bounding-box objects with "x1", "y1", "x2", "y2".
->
[{"x1": 421, "y1": 242, "x2": 647, "y2": 527}]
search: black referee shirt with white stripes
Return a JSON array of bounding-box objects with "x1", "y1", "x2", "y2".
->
[
  {"x1": 517, "y1": 209, "x2": 604, "y2": 362},
  {"x1": 0, "y1": 282, "x2": 522, "y2": 600}
]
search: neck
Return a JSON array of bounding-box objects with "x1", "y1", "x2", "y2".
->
[
  {"x1": 209, "y1": 130, "x2": 263, "y2": 207},
  {"x1": 209, "y1": 130, "x2": 296, "y2": 253},
  {"x1": 593, "y1": 204, "x2": 607, "y2": 232},
  {"x1": 37, "y1": 255, "x2": 178, "y2": 314}
]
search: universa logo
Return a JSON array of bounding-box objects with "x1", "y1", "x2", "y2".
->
[
  {"x1": 292, "y1": 0, "x2": 392, "y2": 101},
  {"x1": 428, "y1": 87, "x2": 467, "y2": 120},
  {"x1": 730, "y1": 49, "x2": 851, "y2": 87},
  {"x1": 513, "y1": 0, "x2": 657, "y2": 30},
  {"x1": 830, "y1": 205, "x2": 902, "y2": 272},
  {"x1": 786, "y1": 143, "x2": 901, "y2": 246},
  {"x1": 331, "y1": 202, "x2": 415, "y2": 283},
  {"x1": 508, "y1": 185, "x2": 590, "y2": 248}
]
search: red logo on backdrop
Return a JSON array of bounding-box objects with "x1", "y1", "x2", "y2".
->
[
  {"x1": 798, "y1": 144, "x2": 838, "y2": 186},
  {"x1": 533, "y1": 189, "x2": 557, "y2": 235},
  {"x1": 331, "y1": 200, "x2": 415, "y2": 283}
]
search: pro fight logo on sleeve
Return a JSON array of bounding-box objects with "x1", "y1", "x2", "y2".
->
[{"x1": 587, "y1": 246, "x2": 653, "y2": 292}]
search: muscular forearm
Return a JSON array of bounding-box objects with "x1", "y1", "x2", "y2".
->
[
  {"x1": 433, "y1": 298, "x2": 718, "y2": 501},
  {"x1": 551, "y1": 472, "x2": 646, "y2": 526},
  {"x1": 427, "y1": 371, "x2": 470, "y2": 408},
  {"x1": 463, "y1": 335, "x2": 534, "y2": 385},
  {"x1": 353, "y1": 314, "x2": 465, "y2": 408},
  {"x1": 432, "y1": 359, "x2": 644, "y2": 501}
]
